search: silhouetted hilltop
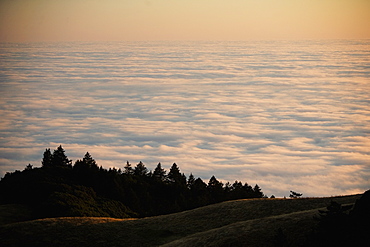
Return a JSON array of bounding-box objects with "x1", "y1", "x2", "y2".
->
[{"x1": 0, "y1": 146, "x2": 265, "y2": 221}]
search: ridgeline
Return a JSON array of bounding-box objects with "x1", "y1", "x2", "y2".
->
[{"x1": 0, "y1": 146, "x2": 264, "y2": 221}]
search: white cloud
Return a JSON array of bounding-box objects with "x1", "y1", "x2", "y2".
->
[{"x1": 1, "y1": 41, "x2": 369, "y2": 197}]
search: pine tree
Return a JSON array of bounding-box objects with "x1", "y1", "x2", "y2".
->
[
  {"x1": 167, "y1": 163, "x2": 186, "y2": 186},
  {"x1": 82, "y1": 152, "x2": 98, "y2": 170},
  {"x1": 190, "y1": 178, "x2": 210, "y2": 207},
  {"x1": 187, "y1": 173, "x2": 195, "y2": 189},
  {"x1": 124, "y1": 161, "x2": 134, "y2": 175},
  {"x1": 153, "y1": 162, "x2": 166, "y2": 181},
  {"x1": 74, "y1": 152, "x2": 98, "y2": 171},
  {"x1": 25, "y1": 164, "x2": 33, "y2": 170},
  {"x1": 51, "y1": 145, "x2": 72, "y2": 168},
  {"x1": 243, "y1": 183, "x2": 254, "y2": 198},
  {"x1": 41, "y1": 148, "x2": 53, "y2": 168},
  {"x1": 253, "y1": 184, "x2": 264, "y2": 198},
  {"x1": 134, "y1": 161, "x2": 148, "y2": 176},
  {"x1": 223, "y1": 182, "x2": 232, "y2": 195},
  {"x1": 289, "y1": 190, "x2": 302, "y2": 198},
  {"x1": 230, "y1": 181, "x2": 243, "y2": 199},
  {"x1": 232, "y1": 181, "x2": 243, "y2": 191},
  {"x1": 208, "y1": 176, "x2": 224, "y2": 202}
]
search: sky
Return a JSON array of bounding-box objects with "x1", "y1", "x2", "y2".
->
[
  {"x1": 1, "y1": 0, "x2": 370, "y2": 42},
  {"x1": 0, "y1": 0, "x2": 369, "y2": 198}
]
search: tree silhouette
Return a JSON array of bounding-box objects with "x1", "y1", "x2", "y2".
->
[
  {"x1": 231, "y1": 181, "x2": 244, "y2": 199},
  {"x1": 82, "y1": 152, "x2": 98, "y2": 170},
  {"x1": 134, "y1": 161, "x2": 148, "y2": 176},
  {"x1": 74, "y1": 152, "x2": 98, "y2": 171},
  {"x1": 167, "y1": 163, "x2": 186, "y2": 186},
  {"x1": 25, "y1": 164, "x2": 33, "y2": 170},
  {"x1": 0, "y1": 146, "x2": 267, "y2": 219},
  {"x1": 229, "y1": 181, "x2": 255, "y2": 200},
  {"x1": 124, "y1": 161, "x2": 134, "y2": 175},
  {"x1": 187, "y1": 173, "x2": 195, "y2": 189},
  {"x1": 289, "y1": 191, "x2": 302, "y2": 198},
  {"x1": 41, "y1": 148, "x2": 53, "y2": 168},
  {"x1": 208, "y1": 176, "x2": 224, "y2": 203},
  {"x1": 51, "y1": 145, "x2": 72, "y2": 168},
  {"x1": 153, "y1": 162, "x2": 166, "y2": 181},
  {"x1": 253, "y1": 184, "x2": 264, "y2": 198},
  {"x1": 189, "y1": 177, "x2": 209, "y2": 207}
]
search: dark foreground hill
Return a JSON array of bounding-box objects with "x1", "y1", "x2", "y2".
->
[{"x1": 1, "y1": 193, "x2": 368, "y2": 247}]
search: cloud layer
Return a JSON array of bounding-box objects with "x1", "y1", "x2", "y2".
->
[{"x1": 1, "y1": 40, "x2": 369, "y2": 197}]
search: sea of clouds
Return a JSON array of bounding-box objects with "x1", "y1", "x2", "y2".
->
[{"x1": 0, "y1": 40, "x2": 369, "y2": 197}]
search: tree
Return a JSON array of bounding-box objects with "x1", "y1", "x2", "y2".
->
[
  {"x1": 189, "y1": 177, "x2": 210, "y2": 207},
  {"x1": 253, "y1": 184, "x2": 264, "y2": 198},
  {"x1": 192, "y1": 177, "x2": 207, "y2": 190},
  {"x1": 229, "y1": 181, "x2": 254, "y2": 200},
  {"x1": 167, "y1": 163, "x2": 186, "y2": 186},
  {"x1": 51, "y1": 145, "x2": 72, "y2": 168},
  {"x1": 123, "y1": 161, "x2": 134, "y2": 175},
  {"x1": 152, "y1": 163, "x2": 166, "y2": 181},
  {"x1": 82, "y1": 152, "x2": 98, "y2": 170},
  {"x1": 187, "y1": 173, "x2": 195, "y2": 189},
  {"x1": 208, "y1": 176, "x2": 224, "y2": 202},
  {"x1": 230, "y1": 181, "x2": 243, "y2": 200},
  {"x1": 224, "y1": 182, "x2": 232, "y2": 194},
  {"x1": 243, "y1": 183, "x2": 255, "y2": 198},
  {"x1": 41, "y1": 148, "x2": 53, "y2": 168},
  {"x1": 208, "y1": 176, "x2": 223, "y2": 188},
  {"x1": 25, "y1": 164, "x2": 33, "y2": 170},
  {"x1": 134, "y1": 161, "x2": 148, "y2": 176},
  {"x1": 289, "y1": 190, "x2": 302, "y2": 198},
  {"x1": 74, "y1": 152, "x2": 98, "y2": 171}
]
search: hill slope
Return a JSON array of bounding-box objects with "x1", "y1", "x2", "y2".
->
[{"x1": 0, "y1": 195, "x2": 362, "y2": 247}]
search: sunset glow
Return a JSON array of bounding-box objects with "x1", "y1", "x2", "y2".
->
[
  {"x1": 1, "y1": 0, "x2": 369, "y2": 42},
  {"x1": 0, "y1": 1, "x2": 369, "y2": 197}
]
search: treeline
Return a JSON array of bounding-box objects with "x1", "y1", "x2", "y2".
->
[{"x1": 0, "y1": 145, "x2": 264, "y2": 219}]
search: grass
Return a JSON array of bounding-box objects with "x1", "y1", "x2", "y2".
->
[
  {"x1": 0, "y1": 194, "x2": 362, "y2": 247},
  {"x1": 162, "y1": 209, "x2": 320, "y2": 247},
  {"x1": 0, "y1": 204, "x2": 34, "y2": 225}
]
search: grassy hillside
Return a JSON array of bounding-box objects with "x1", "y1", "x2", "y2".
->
[
  {"x1": 0, "y1": 204, "x2": 34, "y2": 225},
  {"x1": 0, "y1": 194, "x2": 362, "y2": 247}
]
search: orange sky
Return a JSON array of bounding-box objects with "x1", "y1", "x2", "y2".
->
[{"x1": 1, "y1": 0, "x2": 369, "y2": 42}]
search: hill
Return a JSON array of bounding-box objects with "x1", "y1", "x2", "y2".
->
[
  {"x1": 0, "y1": 146, "x2": 265, "y2": 220},
  {"x1": 0, "y1": 194, "x2": 364, "y2": 247}
]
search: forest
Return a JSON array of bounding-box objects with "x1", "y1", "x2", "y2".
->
[{"x1": 0, "y1": 145, "x2": 265, "y2": 219}]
